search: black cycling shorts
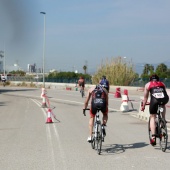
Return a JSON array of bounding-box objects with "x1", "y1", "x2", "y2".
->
[
  {"x1": 149, "y1": 95, "x2": 169, "y2": 114},
  {"x1": 91, "y1": 99, "x2": 106, "y2": 115}
]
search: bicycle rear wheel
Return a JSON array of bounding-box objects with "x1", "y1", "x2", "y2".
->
[
  {"x1": 148, "y1": 117, "x2": 152, "y2": 143},
  {"x1": 81, "y1": 90, "x2": 84, "y2": 98},
  {"x1": 159, "y1": 118, "x2": 168, "y2": 152},
  {"x1": 96, "y1": 123, "x2": 102, "y2": 155}
]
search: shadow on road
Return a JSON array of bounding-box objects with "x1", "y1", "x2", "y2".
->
[
  {"x1": 0, "y1": 88, "x2": 38, "y2": 94},
  {"x1": 0, "y1": 101, "x2": 6, "y2": 106},
  {"x1": 102, "y1": 142, "x2": 148, "y2": 155}
]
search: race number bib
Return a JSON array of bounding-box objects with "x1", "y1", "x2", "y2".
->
[
  {"x1": 152, "y1": 92, "x2": 164, "y2": 99},
  {"x1": 94, "y1": 99, "x2": 103, "y2": 104}
]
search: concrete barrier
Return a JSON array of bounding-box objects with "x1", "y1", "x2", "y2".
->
[{"x1": 137, "y1": 97, "x2": 150, "y2": 122}]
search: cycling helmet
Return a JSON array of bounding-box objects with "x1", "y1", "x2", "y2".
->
[
  {"x1": 102, "y1": 75, "x2": 106, "y2": 79},
  {"x1": 149, "y1": 74, "x2": 159, "y2": 81}
]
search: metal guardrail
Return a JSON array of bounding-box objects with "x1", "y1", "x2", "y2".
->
[
  {"x1": 6, "y1": 76, "x2": 92, "y2": 84},
  {"x1": 6, "y1": 76, "x2": 170, "y2": 88},
  {"x1": 130, "y1": 78, "x2": 170, "y2": 88}
]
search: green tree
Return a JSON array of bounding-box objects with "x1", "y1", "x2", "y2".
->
[
  {"x1": 83, "y1": 65, "x2": 87, "y2": 74},
  {"x1": 156, "y1": 63, "x2": 167, "y2": 73},
  {"x1": 0, "y1": 51, "x2": 4, "y2": 58},
  {"x1": 149, "y1": 65, "x2": 154, "y2": 74},
  {"x1": 141, "y1": 64, "x2": 154, "y2": 79},
  {"x1": 167, "y1": 69, "x2": 170, "y2": 78},
  {"x1": 142, "y1": 64, "x2": 150, "y2": 75},
  {"x1": 9, "y1": 70, "x2": 26, "y2": 76},
  {"x1": 155, "y1": 63, "x2": 168, "y2": 78},
  {"x1": 92, "y1": 56, "x2": 136, "y2": 86}
]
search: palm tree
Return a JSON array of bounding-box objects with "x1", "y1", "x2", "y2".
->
[
  {"x1": 83, "y1": 65, "x2": 87, "y2": 74},
  {"x1": 149, "y1": 65, "x2": 154, "y2": 74},
  {"x1": 156, "y1": 63, "x2": 167, "y2": 73},
  {"x1": 0, "y1": 51, "x2": 4, "y2": 58},
  {"x1": 143, "y1": 64, "x2": 150, "y2": 75}
]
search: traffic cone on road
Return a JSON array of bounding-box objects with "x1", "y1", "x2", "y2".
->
[
  {"x1": 120, "y1": 95, "x2": 129, "y2": 112},
  {"x1": 41, "y1": 88, "x2": 47, "y2": 108},
  {"x1": 46, "y1": 109, "x2": 53, "y2": 123},
  {"x1": 114, "y1": 87, "x2": 121, "y2": 98},
  {"x1": 41, "y1": 96, "x2": 47, "y2": 108}
]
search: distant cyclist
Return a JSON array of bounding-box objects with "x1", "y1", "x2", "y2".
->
[
  {"x1": 84, "y1": 84, "x2": 108, "y2": 142},
  {"x1": 1, "y1": 75, "x2": 6, "y2": 87},
  {"x1": 141, "y1": 74, "x2": 169, "y2": 146},
  {"x1": 1, "y1": 75, "x2": 6, "y2": 82},
  {"x1": 99, "y1": 75, "x2": 110, "y2": 93},
  {"x1": 78, "y1": 76, "x2": 85, "y2": 92}
]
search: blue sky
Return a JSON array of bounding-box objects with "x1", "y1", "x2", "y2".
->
[{"x1": 0, "y1": 0, "x2": 170, "y2": 74}]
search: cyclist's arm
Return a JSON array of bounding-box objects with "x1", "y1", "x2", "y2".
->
[
  {"x1": 84, "y1": 88, "x2": 93, "y2": 109},
  {"x1": 142, "y1": 83, "x2": 150, "y2": 109},
  {"x1": 78, "y1": 80, "x2": 81, "y2": 86},
  {"x1": 108, "y1": 81, "x2": 110, "y2": 93},
  {"x1": 106, "y1": 93, "x2": 108, "y2": 106}
]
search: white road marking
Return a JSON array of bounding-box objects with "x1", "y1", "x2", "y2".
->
[
  {"x1": 31, "y1": 99, "x2": 67, "y2": 170},
  {"x1": 31, "y1": 99, "x2": 56, "y2": 170}
]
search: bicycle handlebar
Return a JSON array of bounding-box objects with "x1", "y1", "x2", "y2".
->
[{"x1": 83, "y1": 108, "x2": 90, "y2": 116}]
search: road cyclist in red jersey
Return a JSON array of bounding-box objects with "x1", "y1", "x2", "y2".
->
[{"x1": 141, "y1": 74, "x2": 169, "y2": 146}]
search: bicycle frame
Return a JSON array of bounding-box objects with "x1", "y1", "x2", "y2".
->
[
  {"x1": 80, "y1": 86, "x2": 84, "y2": 98},
  {"x1": 148, "y1": 104, "x2": 168, "y2": 152},
  {"x1": 83, "y1": 108, "x2": 103, "y2": 155}
]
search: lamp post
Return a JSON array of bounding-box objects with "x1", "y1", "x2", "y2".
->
[{"x1": 40, "y1": 11, "x2": 46, "y2": 88}]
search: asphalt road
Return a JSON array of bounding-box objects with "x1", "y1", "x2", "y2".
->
[{"x1": 1, "y1": 86, "x2": 170, "y2": 170}]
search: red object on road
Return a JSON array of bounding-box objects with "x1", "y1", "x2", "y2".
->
[
  {"x1": 46, "y1": 109, "x2": 53, "y2": 123},
  {"x1": 124, "y1": 89, "x2": 128, "y2": 96},
  {"x1": 114, "y1": 87, "x2": 121, "y2": 98}
]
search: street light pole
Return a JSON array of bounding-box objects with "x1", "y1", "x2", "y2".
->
[
  {"x1": 3, "y1": 43, "x2": 6, "y2": 76},
  {"x1": 40, "y1": 12, "x2": 46, "y2": 88}
]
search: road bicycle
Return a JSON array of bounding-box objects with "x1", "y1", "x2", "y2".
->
[
  {"x1": 80, "y1": 86, "x2": 85, "y2": 98},
  {"x1": 83, "y1": 108, "x2": 105, "y2": 155},
  {"x1": 148, "y1": 104, "x2": 168, "y2": 152}
]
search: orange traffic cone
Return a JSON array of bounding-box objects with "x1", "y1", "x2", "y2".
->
[
  {"x1": 114, "y1": 87, "x2": 121, "y2": 98},
  {"x1": 41, "y1": 95, "x2": 47, "y2": 108},
  {"x1": 46, "y1": 109, "x2": 53, "y2": 123},
  {"x1": 41, "y1": 88, "x2": 47, "y2": 108},
  {"x1": 120, "y1": 95, "x2": 129, "y2": 112}
]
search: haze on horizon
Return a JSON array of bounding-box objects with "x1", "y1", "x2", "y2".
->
[{"x1": 0, "y1": 0, "x2": 170, "y2": 74}]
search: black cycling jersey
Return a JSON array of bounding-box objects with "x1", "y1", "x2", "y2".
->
[
  {"x1": 149, "y1": 81, "x2": 169, "y2": 113},
  {"x1": 91, "y1": 85, "x2": 107, "y2": 115}
]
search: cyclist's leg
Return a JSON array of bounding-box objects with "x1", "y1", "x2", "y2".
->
[
  {"x1": 161, "y1": 95, "x2": 169, "y2": 120},
  {"x1": 149, "y1": 98, "x2": 158, "y2": 137},
  {"x1": 150, "y1": 114, "x2": 156, "y2": 136},
  {"x1": 101, "y1": 107, "x2": 108, "y2": 138},
  {"x1": 161, "y1": 105, "x2": 166, "y2": 120},
  {"x1": 102, "y1": 107, "x2": 108, "y2": 125},
  {"x1": 87, "y1": 108, "x2": 96, "y2": 141},
  {"x1": 89, "y1": 116, "x2": 94, "y2": 137}
]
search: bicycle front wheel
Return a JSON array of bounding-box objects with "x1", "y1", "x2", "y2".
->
[
  {"x1": 96, "y1": 123, "x2": 102, "y2": 155},
  {"x1": 91, "y1": 130, "x2": 95, "y2": 149},
  {"x1": 159, "y1": 118, "x2": 168, "y2": 152}
]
